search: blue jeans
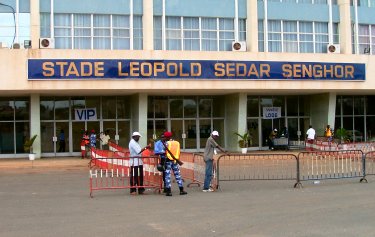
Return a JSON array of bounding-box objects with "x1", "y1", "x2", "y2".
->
[{"x1": 204, "y1": 159, "x2": 213, "y2": 190}]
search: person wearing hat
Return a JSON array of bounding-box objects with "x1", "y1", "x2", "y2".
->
[
  {"x1": 128, "y1": 131, "x2": 151, "y2": 195},
  {"x1": 269, "y1": 128, "x2": 278, "y2": 150},
  {"x1": 203, "y1": 130, "x2": 226, "y2": 192},
  {"x1": 154, "y1": 131, "x2": 187, "y2": 196}
]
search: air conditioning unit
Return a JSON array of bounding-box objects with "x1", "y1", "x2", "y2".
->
[
  {"x1": 39, "y1": 38, "x2": 55, "y2": 49},
  {"x1": 327, "y1": 44, "x2": 340, "y2": 54},
  {"x1": 232, "y1": 41, "x2": 247, "y2": 52}
]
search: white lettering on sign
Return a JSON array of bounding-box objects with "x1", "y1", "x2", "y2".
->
[
  {"x1": 262, "y1": 107, "x2": 281, "y2": 119},
  {"x1": 75, "y1": 108, "x2": 97, "y2": 121}
]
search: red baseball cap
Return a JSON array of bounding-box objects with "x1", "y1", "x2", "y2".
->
[{"x1": 163, "y1": 131, "x2": 172, "y2": 138}]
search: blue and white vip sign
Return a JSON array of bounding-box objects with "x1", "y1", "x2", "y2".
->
[
  {"x1": 75, "y1": 108, "x2": 97, "y2": 121},
  {"x1": 263, "y1": 107, "x2": 281, "y2": 119}
]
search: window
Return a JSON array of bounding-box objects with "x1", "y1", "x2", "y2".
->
[
  {"x1": 154, "y1": 16, "x2": 246, "y2": 51},
  {"x1": 353, "y1": 24, "x2": 375, "y2": 55},
  {"x1": 265, "y1": 20, "x2": 337, "y2": 53},
  {"x1": 44, "y1": 13, "x2": 142, "y2": 49}
]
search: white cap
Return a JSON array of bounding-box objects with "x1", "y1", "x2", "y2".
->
[
  {"x1": 274, "y1": 129, "x2": 277, "y2": 132},
  {"x1": 212, "y1": 131, "x2": 219, "y2": 136},
  {"x1": 132, "y1": 131, "x2": 142, "y2": 137}
]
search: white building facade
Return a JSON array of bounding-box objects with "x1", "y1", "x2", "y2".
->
[{"x1": 0, "y1": 0, "x2": 374, "y2": 158}]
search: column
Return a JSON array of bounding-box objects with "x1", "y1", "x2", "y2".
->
[
  {"x1": 247, "y1": 0, "x2": 258, "y2": 52},
  {"x1": 143, "y1": 0, "x2": 154, "y2": 50},
  {"x1": 225, "y1": 93, "x2": 247, "y2": 151},
  {"x1": 309, "y1": 92, "x2": 337, "y2": 136},
  {"x1": 338, "y1": 0, "x2": 351, "y2": 54},
  {"x1": 30, "y1": 0, "x2": 40, "y2": 49},
  {"x1": 130, "y1": 93, "x2": 148, "y2": 147},
  {"x1": 30, "y1": 94, "x2": 41, "y2": 158}
]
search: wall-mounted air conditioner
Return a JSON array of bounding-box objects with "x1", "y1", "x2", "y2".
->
[
  {"x1": 39, "y1": 38, "x2": 55, "y2": 49},
  {"x1": 327, "y1": 44, "x2": 340, "y2": 54},
  {"x1": 232, "y1": 41, "x2": 247, "y2": 52}
]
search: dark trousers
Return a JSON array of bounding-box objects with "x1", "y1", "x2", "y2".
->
[
  {"x1": 58, "y1": 140, "x2": 65, "y2": 152},
  {"x1": 130, "y1": 165, "x2": 144, "y2": 193}
]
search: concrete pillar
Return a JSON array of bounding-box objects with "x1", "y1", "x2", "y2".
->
[
  {"x1": 30, "y1": 94, "x2": 41, "y2": 158},
  {"x1": 225, "y1": 93, "x2": 247, "y2": 151},
  {"x1": 143, "y1": 0, "x2": 153, "y2": 50},
  {"x1": 338, "y1": 0, "x2": 351, "y2": 54},
  {"x1": 130, "y1": 93, "x2": 148, "y2": 147},
  {"x1": 309, "y1": 92, "x2": 336, "y2": 136},
  {"x1": 247, "y1": 0, "x2": 258, "y2": 52},
  {"x1": 30, "y1": 0, "x2": 40, "y2": 49}
]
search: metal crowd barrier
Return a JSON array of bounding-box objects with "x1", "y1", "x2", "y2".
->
[
  {"x1": 216, "y1": 153, "x2": 298, "y2": 190},
  {"x1": 364, "y1": 151, "x2": 375, "y2": 177},
  {"x1": 295, "y1": 150, "x2": 366, "y2": 188},
  {"x1": 185, "y1": 153, "x2": 218, "y2": 191},
  {"x1": 89, "y1": 148, "x2": 162, "y2": 197}
]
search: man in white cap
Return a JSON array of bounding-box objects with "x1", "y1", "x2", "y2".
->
[
  {"x1": 202, "y1": 130, "x2": 226, "y2": 192},
  {"x1": 128, "y1": 131, "x2": 151, "y2": 195}
]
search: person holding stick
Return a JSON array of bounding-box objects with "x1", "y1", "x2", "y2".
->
[
  {"x1": 128, "y1": 131, "x2": 151, "y2": 195},
  {"x1": 157, "y1": 131, "x2": 187, "y2": 197}
]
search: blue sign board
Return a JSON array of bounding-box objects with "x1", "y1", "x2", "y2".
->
[{"x1": 28, "y1": 59, "x2": 366, "y2": 81}]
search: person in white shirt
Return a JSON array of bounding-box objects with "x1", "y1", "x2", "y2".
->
[
  {"x1": 128, "y1": 131, "x2": 151, "y2": 195},
  {"x1": 306, "y1": 125, "x2": 316, "y2": 151},
  {"x1": 100, "y1": 130, "x2": 111, "y2": 150}
]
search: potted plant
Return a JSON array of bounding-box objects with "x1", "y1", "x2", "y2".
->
[
  {"x1": 24, "y1": 134, "x2": 37, "y2": 160},
  {"x1": 234, "y1": 131, "x2": 251, "y2": 154}
]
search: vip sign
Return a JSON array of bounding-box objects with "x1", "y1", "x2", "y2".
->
[
  {"x1": 263, "y1": 107, "x2": 281, "y2": 119},
  {"x1": 75, "y1": 108, "x2": 97, "y2": 121}
]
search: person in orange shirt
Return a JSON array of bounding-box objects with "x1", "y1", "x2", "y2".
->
[{"x1": 161, "y1": 131, "x2": 187, "y2": 197}]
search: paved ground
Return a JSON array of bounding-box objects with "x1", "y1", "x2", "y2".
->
[{"x1": 1, "y1": 156, "x2": 375, "y2": 237}]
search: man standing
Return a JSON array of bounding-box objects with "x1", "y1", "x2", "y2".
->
[
  {"x1": 203, "y1": 131, "x2": 226, "y2": 192},
  {"x1": 155, "y1": 131, "x2": 187, "y2": 196},
  {"x1": 128, "y1": 131, "x2": 151, "y2": 195},
  {"x1": 268, "y1": 129, "x2": 277, "y2": 150},
  {"x1": 306, "y1": 125, "x2": 316, "y2": 151},
  {"x1": 100, "y1": 130, "x2": 111, "y2": 150}
]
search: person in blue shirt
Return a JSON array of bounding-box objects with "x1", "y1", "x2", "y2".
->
[
  {"x1": 58, "y1": 129, "x2": 65, "y2": 152},
  {"x1": 89, "y1": 129, "x2": 97, "y2": 148}
]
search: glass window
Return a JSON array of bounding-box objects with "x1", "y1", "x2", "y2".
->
[
  {"x1": 40, "y1": 98, "x2": 54, "y2": 120},
  {"x1": 212, "y1": 96, "x2": 225, "y2": 117},
  {"x1": 335, "y1": 96, "x2": 342, "y2": 115},
  {"x1": 170, "y1": 98, "x2": 183, "y2": 118},
  {"x1": 102, "y1": 97, "x2": 116, "y2": 119},
  {"x1": 14, "y1": 98, "x2": 29, "y2": 120},
  {"x1": 0, "y1": 122, "x2": 14, "y2": 154},
  {"x1": 48, "y1": 13, "x2": 140, "y2": 50},
  {"x1": 299, "y1": 22, "x2": 314, "y2": 53},
  {"x1": 183, "y1": 17, "x2": 200, "y2": 51},
  {"x1": 166, "y1": 16, "x2": 181, "y2": 50},
  {"x1": 283, "y1": 21, "x2": 298, "y2": 52},
  {"x1": 199, "y1": 99, "x2": 212, "y2": 118},
  {"x1": 247, "y1": 96, "x2": 259, "y2": 117},
  {"x1": 342, "y1": 96, "x2": 353, "y2": 115},
  {"x1": 202, "y1": 18, "x2": 218, "y2": 51},
  {"x1": 219, "y1": 18, "x2": 235, "y2": 51},
  {"x1": 116, "y1": 97, "x2": 130, "y2": 119},
  {"x1": 353, "y1": 97, "x2": 365, "y2": 115},
  {"x1": 286, "y1": 96, "x2": 298, "y2": 116},
  {"x1": 113, "y1": 15, "x2": 130, "y2": 50},
  {"x1": 55, "y1": 97, "x2": 70, "y2": 120},
  {"x1": 367, "y1": 96, "x2": 375, "y2": 115},
  {"x1": 133, "y1": 15, "x2": 143, "y2": 50},
  {"x1": 184, "y1": 97, "x2": 197, "y2": 118},
  {"x1": 93, "y1": 14, "x2": 110, "y2": 49},
  {"x1": 0, "y1": 98, "x2": 14, "y2": 121},
  {"x1": 153, "y1": 16, "x2": 162, "y2": 50}
]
